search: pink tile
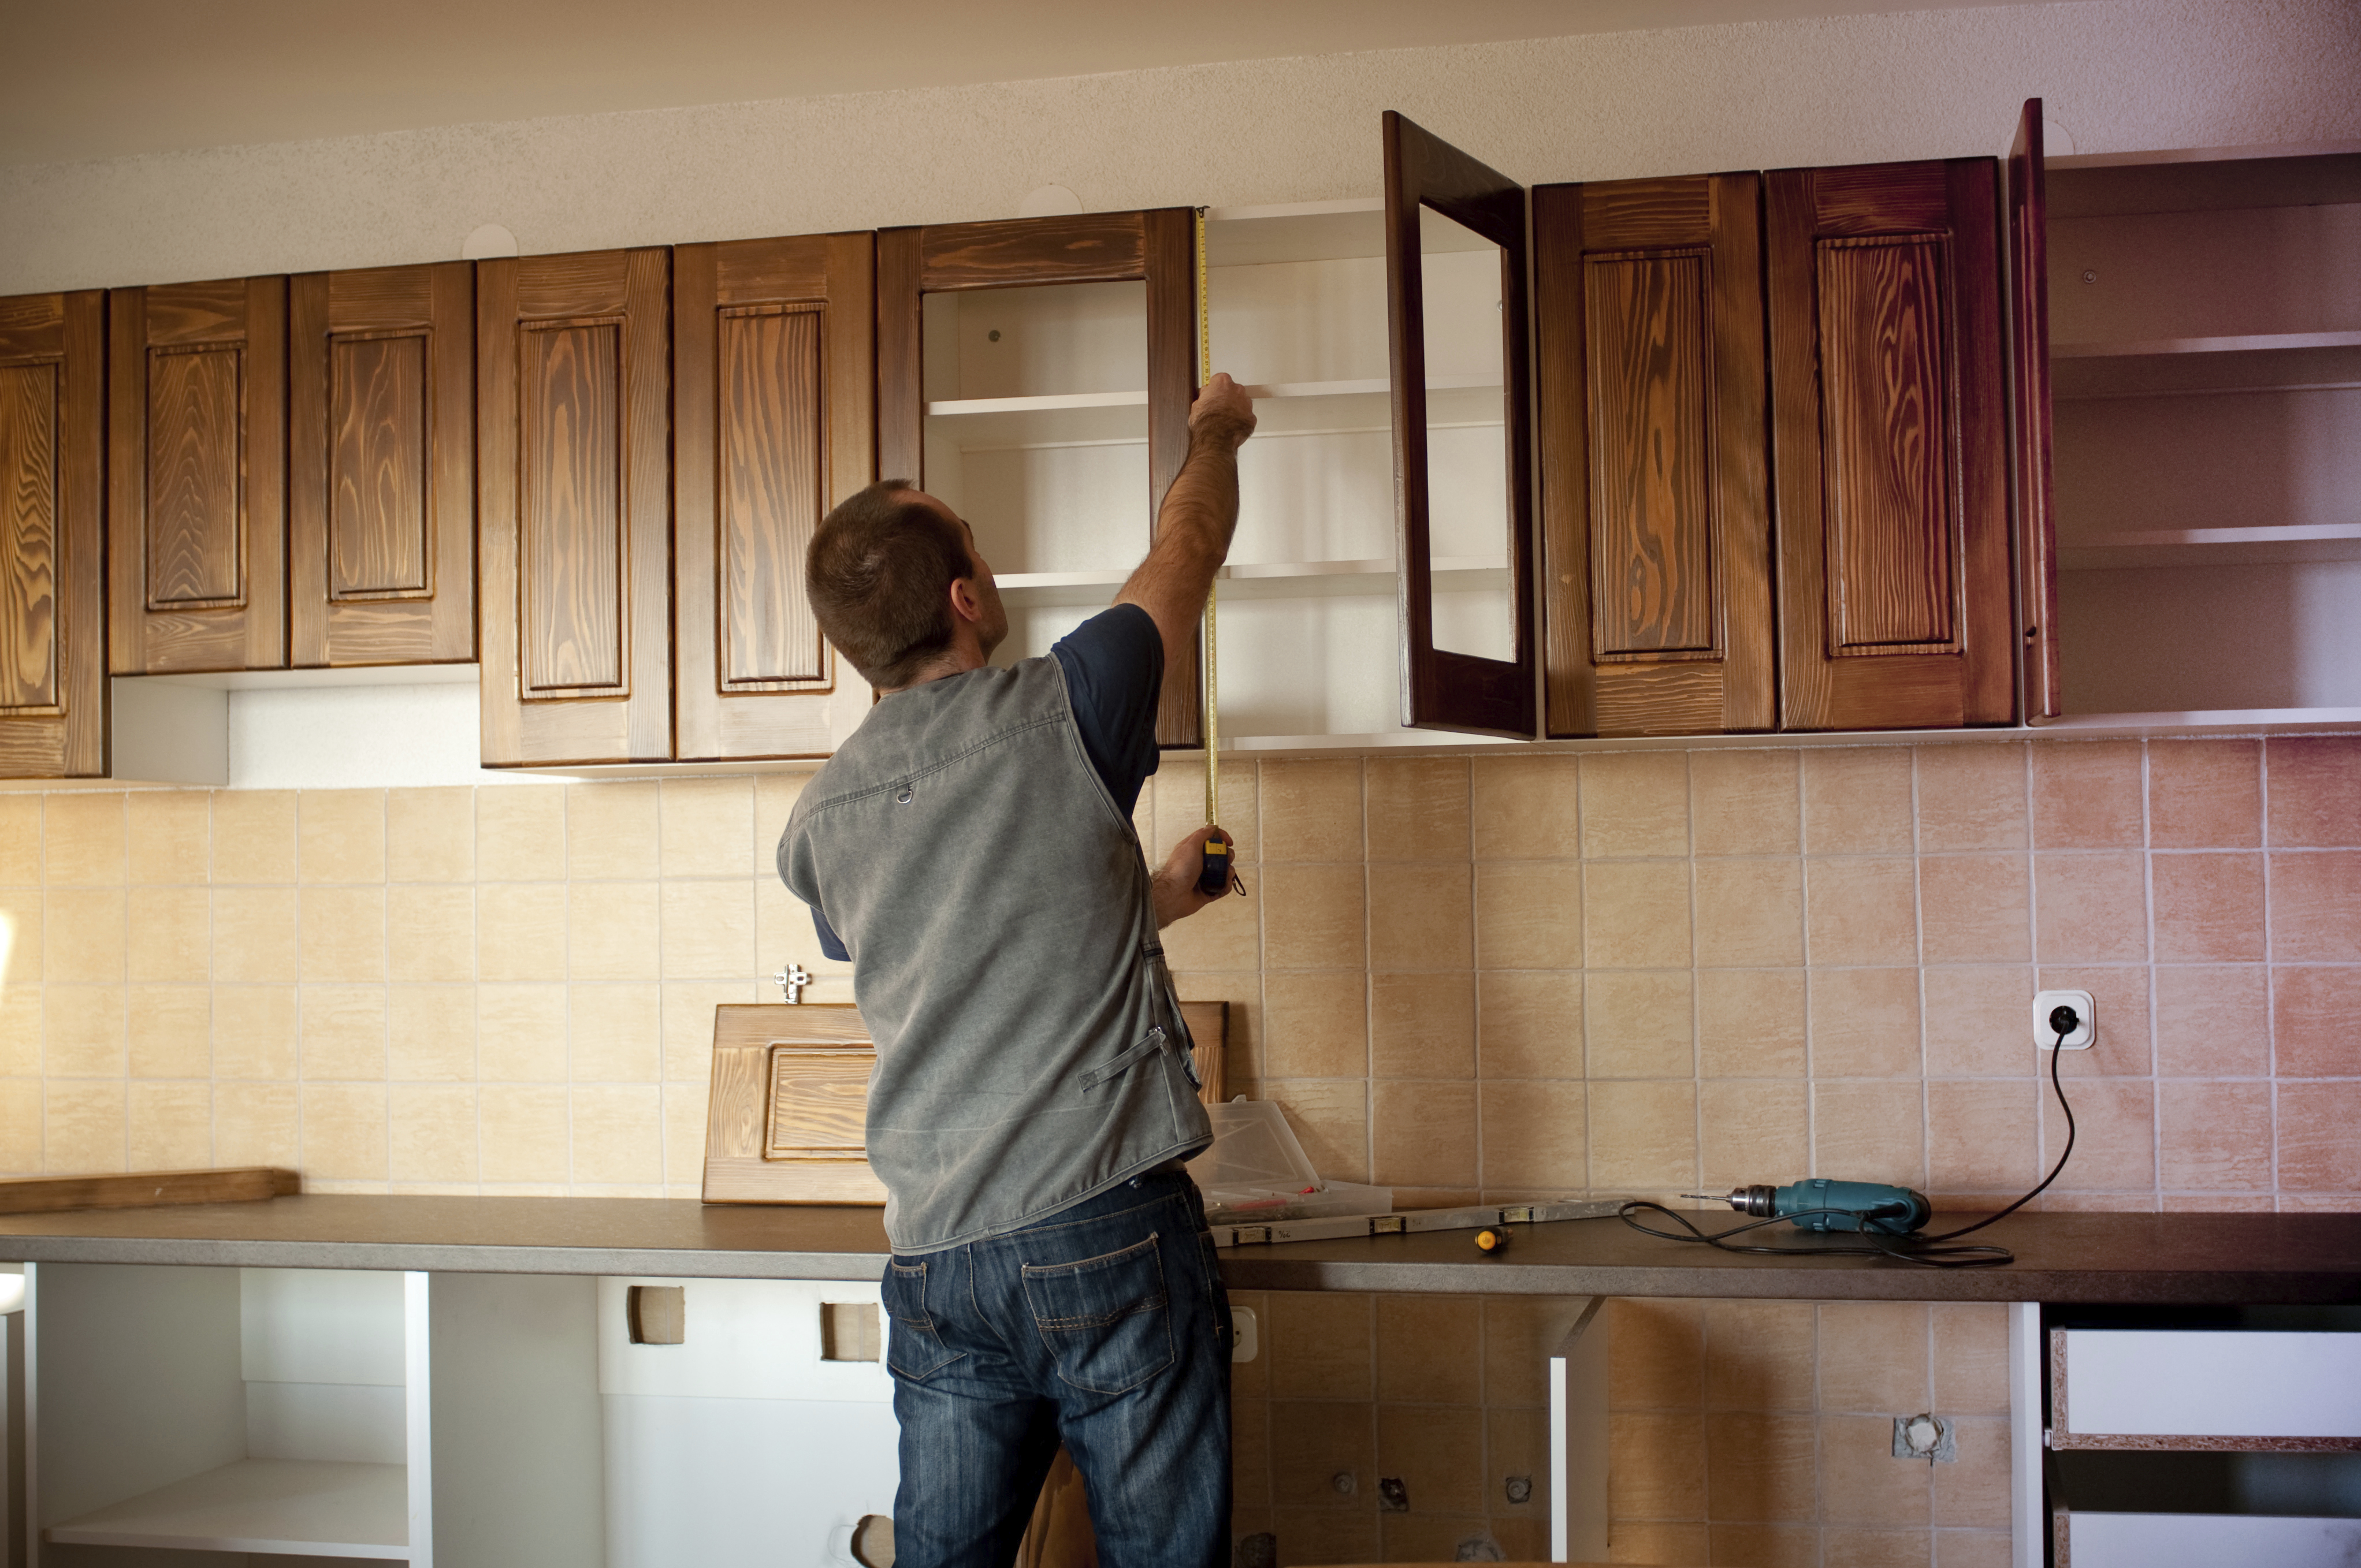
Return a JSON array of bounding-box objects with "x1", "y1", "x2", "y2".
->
[
  {"x1": 1814, "y1": 1081, "x2": 1925, "y2": 1185},
  {"x1": 1804, "y1": 750, "x2": 1914, "y2": 854},
  {"x1": 1691, "y1": 750, "x2": 1801, "y2": 856},
  {"x1": 2046, "y1": 1078, "x2": 2154, "y2": 1194},
  {"x1": 2266, "y1": 736, "x2": 2361, "y2": 848},
  {"x1": 2031, "y1": 741, "x2": 2145, "y2": 849},
  {"x1": 1923, "y1": 967, "x2": 2035, "y2": 1077},
  {"x1": 1914, "y1": 743, "x2": 2028, "y2": 852},
  {"x1": 2040, "y1": 967, "x2": 2154, "y2": 1076},
  {"x1": 2148, "y1": 740, "x2": 2261, "y2": 849},
  {"x1": 1808, "y1": 969, "x2": 1921, "y2": 1078},
  {"x1": 2273, "y1": 966, "x2": 2361, "y2": 1078},
  {"x1": 2154, "y1": 966, "x2": 2270, "y2": 1078},
  {"x1": 2270, "y1": 851, "x2": 2361, "y2": 961},
  {"x1": 2033, "y1": 852, "x2": 2147, "y2": 963},
  {"x1": 1928, "y1": 1079, "x2": 2039, "y2": 1194},
  {"x1": 2158, "y1": 1080, "x2": 2273, "y2": 1193},
  {"x1": 1919, "y1": 854, "x2": 2031, "y2": 963},
  {"x1": 2278, "y1": 1082, "x2": 2361, "y2": 1191},
  {"x1": 2150, "y1": 852, "x2": 2265, "y2": 963},
  {"x1": 1806, "y1": 859, "x2": 1918, "y2": 966}
]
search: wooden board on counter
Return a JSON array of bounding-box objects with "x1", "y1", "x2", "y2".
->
[{"x1": 0, "y1": 1166, "x2": 299, "y2": 1216}]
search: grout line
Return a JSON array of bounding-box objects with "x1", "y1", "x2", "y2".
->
[
  {"x1": 2139, "y1": 740, "x2": 2162, "y2": 1209},
  {"x1": 2259, "y1": 739, "x2": 2280, "y2": 1210}
]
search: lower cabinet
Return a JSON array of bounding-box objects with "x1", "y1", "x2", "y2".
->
[{"x1": 28, "y1": 1263, "x2": 897, "y2": 1568}]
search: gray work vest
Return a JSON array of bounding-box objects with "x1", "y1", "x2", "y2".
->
[{"x1": 776, "y1": 654, "x2": 1211, "y2": 1253}]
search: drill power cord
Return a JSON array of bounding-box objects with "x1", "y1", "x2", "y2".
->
[{"x1": 1619, "y1": 1019, "x2": 2081, "y2": 1269}]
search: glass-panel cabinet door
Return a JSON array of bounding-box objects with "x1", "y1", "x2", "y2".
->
[{"x1": 1383, "y1": 110, "x2": 1537, "y2": 738}]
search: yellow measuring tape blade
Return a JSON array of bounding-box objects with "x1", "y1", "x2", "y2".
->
[{"x1": 1197, "y1": 208, "x2": 1219, "y2": 829}]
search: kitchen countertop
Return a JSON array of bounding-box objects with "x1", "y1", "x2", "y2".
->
[{"x1": 3, "y1": 1196, "x2": 2357, "y2": 1303}]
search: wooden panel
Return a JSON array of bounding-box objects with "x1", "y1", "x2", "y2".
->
[
  {"x1": 478, "y1": 247, "x2": 672, "y2": 765},
  {"x1": 109, "y1": 275, "x2": 287, "y2": 673},
  {"x1": 2010, "y1": 99, "x2": 2063, "y2": 723},
  {"x1": 1385, "y1": 110, "x2": 1537, "y2": 738},
  {"x1": 0, "y1": 290, "x2": 105, "y2": 776},
  {"x1": 674, "y1": 230, "x2": 875, "y2": 762},
  {"x1": 765, "y1": 1047, "x2": 870, "y2": 1158},
  {"x1": 1538, "y1": 173, "x2": 1773, "y2": 738},
  {"x1": 917, "y1": 213, "x2": 1147, "y2": 290},
  {"x1": 1767, "y1": 159, "x2": 2013, "y2": 731},
  {"x1": 289, "y1": 262, "x2": 475, "y2": 667},
  {"x1": 1143, "y1": 206, "x2": 1203, "y2": 750},
  {"x1": 0, "y1": 1165, "x2": 298, "y2": 1214}
]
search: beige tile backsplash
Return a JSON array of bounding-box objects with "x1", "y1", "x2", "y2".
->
[{"x1": 3, "y1": 738, "x2": 2353, "y2": 1567}]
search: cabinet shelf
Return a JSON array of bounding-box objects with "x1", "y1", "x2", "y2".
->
[
  {"x1": 46, "y1": 1458, "x2": 409, "y2": 1559},
  {"x1": 2060, "y1": 523, "x2": 2361, "y2": 569},
  {"x1": 998, "y1": 556, "x2": 1507, "y2": 608},
  {"x1": 2055, "y1": 329, "x2": 2361, "y2": 360},
  {"x1": 925, "y1": 379, "x2": 1505, "y2": 450}
]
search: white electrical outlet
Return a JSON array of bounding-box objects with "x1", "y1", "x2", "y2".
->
[{"x1": 2034, "y1": 989, "x2": 2095, "y2": 1050}]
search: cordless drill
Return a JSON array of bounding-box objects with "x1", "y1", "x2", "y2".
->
[{"x1": 1683, "y1": 1179, "x2": 1934, "y2": 1235}]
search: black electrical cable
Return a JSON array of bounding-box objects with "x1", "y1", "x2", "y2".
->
[{"x1": 1619, "y1": 1017, "x2": 2082, "y2": 1270}]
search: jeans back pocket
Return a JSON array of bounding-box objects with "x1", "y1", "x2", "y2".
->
[
  {"x1": 1020, "y1": 1232, "x2": 1175, "y2": 1395},
  {"x1": 883, "y1": 1258, "x2": 962, "y2": 1381}
]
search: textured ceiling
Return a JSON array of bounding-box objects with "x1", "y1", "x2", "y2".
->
[{"x1": 0, "y1": 0, "x2": 2046, "y2": 166}]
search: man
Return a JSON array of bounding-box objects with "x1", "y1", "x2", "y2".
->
[{"x1": 778, "y1": 372, "x2": 1259, "y2": 1568}]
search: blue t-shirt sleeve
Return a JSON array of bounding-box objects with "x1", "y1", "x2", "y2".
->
[
  {"x1": 810, "y1": 904, "x2": 850, "y2": 963},
  {"x1": 1050, "y1": 603, "x2": 1165, "y2": 817}
]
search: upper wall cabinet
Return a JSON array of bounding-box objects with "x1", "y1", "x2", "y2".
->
[
  {"x1": 1766, "y1": 158, "x2": 2014, "y2": 732},
  {"x1": 478, "y1": 247, "x2": 674, "y2": 767},
  {"x1": 1533, "y1": 172, "x2": 1773, "y2": 738},
  {"x1": 0, "y1": 291, "x2": 107, "y2": 777},
  {"x1": 673, "y1": 232, "x2": 876, "y2": 762},
  {"x1": 288, "y1": 262, "x2": 476, "y2": 669},
  {"x1": 109, "y1": 276, "x2": 288, "y2": 675},
  {"x1": 876, "y1": 210, "x2": 1201, "y2": 747}
]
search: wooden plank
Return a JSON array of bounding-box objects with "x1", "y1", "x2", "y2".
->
[
  {"x1": 2010, "y1": 99, "x2": 2063, "y2": 723},
  {"x1": 1143, "y1": 206, "x2": 1204, "y2": 750},
  {"x1": 917, "y1": 213, "x2": 1146, "y2": 290},
  {"x1": 0, "y1": 1166, "x2": 298, "y2": 1215}
]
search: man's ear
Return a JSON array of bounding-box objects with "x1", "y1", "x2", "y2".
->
[{"x1": 946, "y1": 575, "x2": 983, "y2": 625}]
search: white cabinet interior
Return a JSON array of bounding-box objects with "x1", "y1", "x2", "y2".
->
[
  {"x1": 934, "y1": 198, "x2": 1525, "y2": 750},
  {"x1": 2047, "y1": 148, "x2": 2361, "y2": 722}
]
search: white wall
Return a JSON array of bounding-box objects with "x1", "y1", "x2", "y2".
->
[{"x1": 5, "y1": 0, "x2": 2358, "y2": 296}]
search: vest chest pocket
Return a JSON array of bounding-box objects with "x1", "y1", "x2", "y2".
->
[{"x1": 1020, "y1": 1232, "x2": 1175, "y2": 1395}]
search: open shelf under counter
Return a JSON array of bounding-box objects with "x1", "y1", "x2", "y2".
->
[{"x1": 46, "y1": 1457, "x2": 410, "y2": 1559}]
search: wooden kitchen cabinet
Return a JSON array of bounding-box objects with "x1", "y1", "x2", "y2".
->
[
  {"x1": 477, "y1": 247, "x2": 674, "y2": 767},
  {"x1": 0, "y1": 290, "x2": 107, "y2": 777},
  {"x1": 288, "y1": 262, "x2": 476, "y2": 669},
  {"x1": 108, "y1": 275, "x2": 289, "y2": 675},
  {"x1": 672, "y1": 232, "x2": 876, "y2": 761},
  {"x1": 878, "y1": 208, "x2": 1202, "y2": 747}
]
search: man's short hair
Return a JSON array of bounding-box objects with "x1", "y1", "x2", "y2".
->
[{"x1": 806, "y1": 479, "x2": 972, "y2": 689}]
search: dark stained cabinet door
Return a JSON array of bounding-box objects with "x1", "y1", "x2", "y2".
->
[
  {"x1": 0, "y1": 291, "x2": 107, "y2": 777},
  {"x1": 478, "y1": 248, "x2": 673, "y2": 766},
  {"x1": 2008, "y1": 100, "x2": 2062, "y2": 725},
  {"x1": 288, "y1": 263, "x2": 475, "y2": 668},
  {"x1": 877, "y1": 209, "x2": 1200, "y2": 748},
  {"x1": 1766, "y1": 159, "x2": 2014, "y2": 731},
  {"x1": 108, "y1": 276, "x2": 288, "y2": 675},
  {"x1": 674, "y1": 232, "x2": 875, "y2": 761},
  {"x1": 1535, "y1": 173, "x2": 1774, "y2": 738}
]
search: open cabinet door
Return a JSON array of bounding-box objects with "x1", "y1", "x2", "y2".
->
[
  {"x1": 1384, "y1": 111, "x2": 1537, "y2": 737},
  {"x1": 2009, "y1": 99, "x2": 2063, "y2": 723}
]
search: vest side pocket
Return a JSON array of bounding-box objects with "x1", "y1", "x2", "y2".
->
[{"x1": 1079, "y1": 1026, "x2": 1168, "y2": 1092}]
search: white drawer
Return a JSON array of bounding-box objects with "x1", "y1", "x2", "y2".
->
[
  {"x1": 2057, "y1": 1329, "x2": 2361, "y2": 1443},
  {"x1": 2067, "y1": 1511, "x2": 2361, "y2": 1567}
]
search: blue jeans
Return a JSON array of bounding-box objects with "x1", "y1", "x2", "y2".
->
[{"x1": 882, "y1": 1170, "x2": 1233, "y2": 1568}]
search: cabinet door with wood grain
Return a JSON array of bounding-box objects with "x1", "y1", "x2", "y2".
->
[
  {"x1": 0, "y1": 291, "x2": 107, "y2": 777},
  {"x1": 674, "y1": 233, "x2": 874, "y2": 761},
  {"x1": 1767, "y1": 159, "x2": 2013, "y2": 731},
  {"x1": 478, "y1": 248, "x2": 672, "y2": 766},
  {"x1": 288, "y1": 263, "x2": 474, "y2": 668},
  {"x1": 108, "y1": 276, "x2": 288, "y2": 674},
  {"x1": 1535, "y1": 173, "x2": 1773, "y2": 738}
]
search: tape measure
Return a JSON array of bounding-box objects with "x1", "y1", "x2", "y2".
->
[{"x1": 1193, "y1": 208, "x2": 1236, "y2": 901}]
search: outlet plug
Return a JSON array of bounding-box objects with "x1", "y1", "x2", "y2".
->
[{"x1": 2033, "y1": 989, "x2": 2094, "y2": 1050}]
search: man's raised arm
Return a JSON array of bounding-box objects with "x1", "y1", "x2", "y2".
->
[{"x1": 1116, "y1": 373, "x2": 1256, "y2": 666}]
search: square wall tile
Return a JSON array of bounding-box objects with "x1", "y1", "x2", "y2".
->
[
  {"x1": 476, "y1": 787, "x2": 566, "y2": 881},
  {"x1": 1267, "y1": 1292, "x2": 1374, "y2": 1401},
  {"x1": 299, "y1": 887, "x2": 386, "y2": 984},
  {"x1": 477, "y1": 1085, "x2": 571, "y2": 1183},
  {"x1": 1918, "y1": 854, "x2": 2030, "y2": 964},
  {"x1": 128, "y1": 1081, "x2": 212, "y2": 1169},
  {"x1": 1819, "y1": 1413, "x2": 1932, "y2": 1526},
  {"x1": 1374, "y1": 1295, "x2": 1482, "y2": 1405},
  {"x1": 1584, "y1": 970, "x2": 1692, "y2": 1079},
  {"x1": 2278, "y1": 1081, "x2": 2361, "y2": 1191},
  {"x1": 1474, "y1": 861, "x2": 1580, "y2": 970},
  {"x1": 2156, "y1": 966, "x2": 2270, "y2": 1078},
  {"x1": 1805, "y1": 859, "x2": 1917, "y2": 967},
  {"x1": 1922, "y1": 968, "x2": 2033, "y2": 1078},
  {"x1": 1259, "y1": 864, "x2": 1365, "y2": 971},
  {"x1": 660, "y1": 777, "x2": 756, "y2": 878},
  {"x1": 45, "y1": 986, "x2": 125, "y2": 1075},
  {"x1": 2158, "y1": 1080, "x2": 2273, "y2": 1191},
  {"x1": 2148, "y1": 740, "x2": 2261, "y2": 849},
  {"x1": 211, "y1": 791, "x2": 298, "y2": 884},
  {"x1": 0, "y1": 892, "x2": 41, "y2": 983},
  {"x1": 1914, "y1": 744, "x2": 2027, "y2": 853},
  {"x1": 1261, "y1": 760, "x2": 1365, "y2": 862},
  {"x1": 659, "y1": 881, "x2": 756, "y2": 981},
  {"x1": 1368, "y1": 862, "x2": 1471, "y2": 971},
  {"x1": 1699, "y1": 1080, "x2": 1808, "y2": 1191},
  {"x1": 1158, "y1": 880, "x2": 1261, "y2": 971},
  {"x1": 1604, "y1": 1296, "x2": 1704, "y2": 1410},
  {"x1": 2042, "y1": 967, "x2": 2152, "y2": 1076},
  {"x1": 1371, "y1": 1079, "x2": 1477, "y2": 1187},
  {"x1": 1470, "y1": 755, "x2": 1579, "y2": 860},
  {"x1": 211, "y1": 888, "x2": 297, "y2": 985},
  {"x1": 127, "y1": 792, "x2": 213, "y2": 884},
  {"x1": 298, "y1": 791, "x2": 386, "y2": 883},
  {"x1": 1814, "y1": 1081, "x2": 1925, "y2": 1184},
  {"x1": 1152, "y1": 759, "x2": 1257, "y2": 863},
  {"x1": 1694, "y1": 859, "x2": 1804, "y2": 967},
  {"x1": 475, "y1": 885, "x2": 567, "y2": 982},
  {"x1": 1581, "y1": 751, "x2": 1690, "y2": 859},
  {"x1": 1370, "y1": 971, "x2": 1472, "y2": 1079},
  {"x1": 46, "y1": 1080, "x2": 126, "y2": 1171},
  {"x1": 1931, "y1": 1305, "x2": 2012, "y2": 1416},
  {"x1": 1706, "y1": 1411, "x2": 1819, "y2": 1523},
  {"x1": 2266, "y1": 736, "x2": 2361, "y2": 848},
  {"x1": 387, "y1": 986, "x2": 476, "y2": 1082},
  {"x1": 2152, "y1": 853, "x2": 2266, "y2": 963},
  {"x1": 664, "y1": 1081, "x2": 711, "y2": 1185},
  {"x1": 0, "y1": 988, "x2": 35, "y2": 1077},
  {"x1": 477, "y1": 985, "x2": 569, "y2": 1082},
  {"x1": 214, "y1": 1082, "x2": 300, "y2": 1166},
  {"x1": 389, "y1": 1083, "x2": 478, "y2": 1183},
  {"x1": 1704, "y1": 1300, "x2": 1817, "y2": 1413},
  {"x1": 1475, "y1": 969, "x2": 1581, "y2": 1080},
  {"x1": 662, "y1": 981, "x2": 760, "y2": 1083},
  {"x1": 1818, "y1": 1302, "x2": 1931, "y2": 1413},
  {"x1": 570, "y1": 984, "x2": 662, "y2": 1082},
  {"x1": 1267, "y1": 971, "x2": 1370, "y2": 1079},
  {"x1": 213, "y1": 986, "x2": 299, "y2": 1079},
  {"x1": 1698, "y1": 970, "x2": 1806, "y2": 1078},
  {"x1": 2270, "y1": 851, "x2": 2361, "y2": 962},
  {"x1": 1583, "y1": 861, "x2": 1691, "y2": 970},
  {"x1": 1808, "y1": 968, "x2": 1921, "y2": 1078},
  {"x1": 0, "y1": 797, "x2": 42, "y2": 885},
  {"x1": 2033, "y1": 852, "x2": 2148, "y2": 963},
  {"x1": 2047, "y1": 1078, "x2": 2155, "y2": 1194},
  {"x1": 128, "y1": 986, "x2": 211, "y2": 1078},
  {"x1": 1483, "y1": 1295, "x2": 1599, "y2": 1407},
  {"x1": 2031, "y1": 741, "x2": 2144, "y2": 849},
  {"x1": 572, "y1": 1083, "x2": 663, "y2": 1184},
  {"x1": 44, "y1": 887, "x2": 125, "y2": 982},
  {"x1": 1374, "y1": 1403, "x2": 1489, "y2": 1518},
  {"x1": 1478, "y1": 1078, "x2": 1585, "y2": 1191},
  {"x1": 1366, "y1": 758, "x2": 1468, "y2": 862},
  {"x1": 388, "y1": 885, "x2": 476, "y2": 982},
  {"x1": 385, "y1": 788, "x2": 475, "y2": 882},
  {"x1": 127, "y1": 885, "x2": 211, "y2": 982},
  {"x1": 43, "y1": 794, "x2": 127, "y2": 885},
  {"x1": 299, "y1": 985, "x2": 387, "y2": 1080},
  {"x1": 2272, "y1": 966, "x2": 2361, "y2": 1078},
  {"x1": 1269, "y1": 1398, "x2": 1377, "y2": 1508},
  {"x1": 1804, "y1": 750, "x2": 1913, "y2": 855},
  {"x1": 1930, "y1": 1416, "x2": 2012, "y2": 1530},
  {"x1": 1690, "y1": 750, "x2": 1800, "y2": 857},
  {"x1": 1612, "y1": 1410, "x2": 1710, "y2": 1522},
  {"x1": 1927, "y1": 1079, "x2": 2037, "y2": 1194},
  {"x1": 567, "y1": 783, "x2": 661, "y2": 880},
  {"x1": 1587, "y1": 1079, "x2": 1697, "y2": 1191},
  {"x1": 302, "y1": 1083, "x2": 388, "y2": 1179},
  {"x1": 570, "y1": 882, "x2": 662, "y2": 981}
]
